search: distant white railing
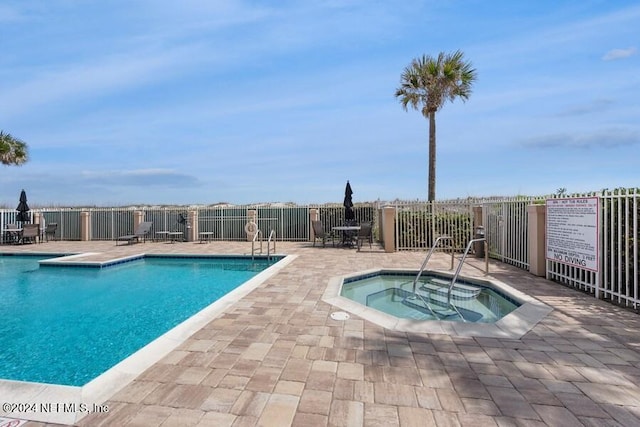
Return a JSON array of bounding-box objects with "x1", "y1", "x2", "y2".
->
[{"x1": 0, "y1": 204, "x2": 377, "y2": 242}]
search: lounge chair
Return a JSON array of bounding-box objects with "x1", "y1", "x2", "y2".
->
[
  {"x1": 20, "y1": 224, "x2": 40, "y2": 244},
  {"x1": 356, "y1": 221, "x2": 373, "y2": 251},
  {"x1": 44, "y1": 223, "x2": 58, "y2": 241},
  {"x1": 116, "y1": 221, "x2": 153, "y2": 245},
  {"x1": 311, "y1": 220, "x2": 335, "y2": 247}
]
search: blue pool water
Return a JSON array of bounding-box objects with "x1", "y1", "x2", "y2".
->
[
  {"x1": 0, "y1": 254, "x2": 276, "y2": 386},
  {"x1": 341, "y1": 273, "x2": 519, "y2": 323}
]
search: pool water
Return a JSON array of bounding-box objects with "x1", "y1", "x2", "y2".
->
[
  {"x1": 341, "y1": 274, "x2": 519, "y2": 323},
  {"x1": 0, "y1": 255, "x2": 275, "y2": 386}
]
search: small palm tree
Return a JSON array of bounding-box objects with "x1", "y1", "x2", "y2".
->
[
  {"x1": 0, "y1": 131, "x2": 29, "y2": 166},
  {"x1": 395, "y1": 50, "x2": 477, "y2": 201}
]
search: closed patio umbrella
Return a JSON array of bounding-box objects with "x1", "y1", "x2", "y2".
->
[
  {"x1": 343, "y1": 181, "x2": 355, "y2": 222},
  {"x1": 16, "y1": 189, "x2": 30, "y2": 223}
]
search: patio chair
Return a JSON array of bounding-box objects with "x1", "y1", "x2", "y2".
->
[
  {"x1": 311, "y1": 220, "x2": 335, "y2": 247},
  {"x1": 20, "y1": 224, "x2": 40, "y2": 244},
  {"x1": 356, "y1": 221, "x2": 373, "y2": 251},
  {"x1": 44, "y1": 223, "x2": 58, "y2": 242},
  {"x1": 116, "y1": 221, "x2": 153, "y2": 245},
  {"x1": 2, "y1": 223, "x2": 20, "y2": 244}
]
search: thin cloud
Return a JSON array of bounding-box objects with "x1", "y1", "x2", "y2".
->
[
  {"x1": 521, "y1": 129, "x2": 640, "y2": 149},
  {"x1": 555, "y1": 99, "x2": 614, "y2": 117},
  {"x1": 602, "y1": 47, "x2": 637, "y2": 61}
]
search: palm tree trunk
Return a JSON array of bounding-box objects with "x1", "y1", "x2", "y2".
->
[{"x1": 428, "y1": 112, "x2": 436, "y2": 201}]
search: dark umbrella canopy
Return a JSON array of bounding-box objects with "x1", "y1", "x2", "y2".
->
[
  {"x1": 16, "y1": 189, "x2": 30, "y2": 222},
  {"x1": 343, "y1": 181, "x2": 355, "y2": 221}
]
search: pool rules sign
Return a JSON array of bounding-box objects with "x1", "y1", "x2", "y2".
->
[{"x1": 546, "y1": 197, "x2": 599, "y2": 272}]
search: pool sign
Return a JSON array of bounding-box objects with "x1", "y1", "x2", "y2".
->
[{"x1": 546, "y1": 197, "x2": 599, "y2": 272}]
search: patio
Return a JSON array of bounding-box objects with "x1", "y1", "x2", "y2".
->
[{"x1": 2, "y1": 240, "x2": 640, "y2": 426}]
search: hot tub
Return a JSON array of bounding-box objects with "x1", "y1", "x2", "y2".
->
[{"x1": 323, "y1": 269, "x2": 552, "y2": 338}]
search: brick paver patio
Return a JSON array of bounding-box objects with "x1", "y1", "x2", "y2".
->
[{"x1": 2, "y1": 240, "x2": 639, "y2": 426}]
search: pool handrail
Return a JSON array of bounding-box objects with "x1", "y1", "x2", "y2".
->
[
  {"x1": 447, "y1": 238, "x2": 487, "y2": 307},
  {"x1": 411, "y1": 235, "x2": 454, "y2": 294},
  {"x1": 252, "y1": 228, "x2": 277, "y2": 260},
  {"x1": 251, "y1": 228, "x2": 263, "y2": 259},
  {"x1": 267, "y1": 229, "x2": 276, "y2": 259}
]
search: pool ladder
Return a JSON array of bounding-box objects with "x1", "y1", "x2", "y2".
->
[
  {"x1": 404, "y1": 236, "x2": 488, "y2": 322},
  {"x1": 251, "y1": 228, "x2": 276, "y2": 260}
]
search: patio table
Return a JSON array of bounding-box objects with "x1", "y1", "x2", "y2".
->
[{"x1": 332, "y1": 225, "x2": 360, "y2": 248}]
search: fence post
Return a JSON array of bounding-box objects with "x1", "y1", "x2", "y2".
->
[
  {"x1": 80, "y1": 211, "x2": 91, "y2": 241},
  {"x1": 188, "y1": 210, "x2": 198, "y2": 242},
  {"x1": 527, "y1": 204, "x2": 546, "y2": 277},
  {"x1": 134, "y1": 211, "x2": 144, "y2": 229},
  {"x1": 382, "y1": 205, "x2": 396, "y2": 253},
  {"x1": 309, "y1": 208, "x2": 319, "y2": 241},
  {"x1": 473, "y1": 206, "x2": 483, "y2": 231},
  {"x1": 34, "y1": 212, "x2": 44, "y2": 241}
]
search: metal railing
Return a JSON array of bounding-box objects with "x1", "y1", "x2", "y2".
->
[
  {"x1": 394, "y1": 200, "x2": 474, "y2": 251},
  {"x1": 3, "y1": 188, "x2": 639, "y2": 311},
  {"x1": 267, "y1": 230, "x2": 276, "y2": 259},
  {"x1": 447, "y1": 238, "x2": 487, "y2": 307},
  {"x1": 411, "y1": 236, "x2": 454, "y2": 294},
  {"x1": 251, "y1": 228, "x2": 263, "y2": 259},
  {"x1": 482, "y1": 197, "x2": 538, "y2": 269},
  {"x1": 0, "y1": 205, "x2": 379, "y2": 243}
]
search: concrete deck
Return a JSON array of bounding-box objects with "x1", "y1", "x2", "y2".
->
[{"x1": 1, "y1": 240, "x2": 639, "y2": 426}]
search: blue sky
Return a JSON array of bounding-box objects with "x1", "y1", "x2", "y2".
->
[{"x1": 1, "y1": 1, "x2": 638, "y2": 207}]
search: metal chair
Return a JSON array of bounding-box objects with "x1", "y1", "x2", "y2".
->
[
  {"x1": 44, "y1": 223, "x2": 58, "y2": 241},
  {"x1": 311, "y1": 220, "x2": 335, "y2": 247},
  {"x1": 356, "y1": 222, "x2": 373, "y2": 251},
  {"x1": 20, "y1": 224, "x2": 40, "y2": 244}
]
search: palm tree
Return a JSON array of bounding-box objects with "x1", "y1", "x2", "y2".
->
[
  {"x1": 0, "y1": 131, "x2": 29, "y2": 166},
  {"x1": 395, "y1": 50, "x2": 477, "y2": 201}
]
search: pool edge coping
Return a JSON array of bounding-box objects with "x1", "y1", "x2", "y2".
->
[
  {"x1": 323, "y1": 268, "x2": 553, "y2": 339},
  {"x1": 0, "y1": 253, "x2": 297, "y2": 425}
]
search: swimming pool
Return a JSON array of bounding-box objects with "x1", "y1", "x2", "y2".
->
[{"x1": 0, "y1": 254, "x2": 279, "y2": 386}]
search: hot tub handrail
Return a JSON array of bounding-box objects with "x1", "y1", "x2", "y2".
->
[
  {"x1": 447, "y1": 238, "x2": 486, "y2": 307},
  {"x1": 412, "y1": 235, "x2": 454, "y2": 294},
  {"x1": 404, "y1": 286, "x2": 440, "y2": 319}
]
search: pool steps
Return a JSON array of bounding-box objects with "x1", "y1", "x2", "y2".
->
[{"x1": 420, "y1": 278, "x2": 481, "y2": 300}]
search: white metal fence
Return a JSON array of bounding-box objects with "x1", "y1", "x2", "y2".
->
[
  {"x1": 2, "y1": 190, "x2": 639, "y2": 309},
  {"x1": 482, "y1": 197, "x2": 540, "y2": 270},
  {"x1": 601, "y1": 189, "x2": 639, "y2": 307},
  {"x1": 390, "y1": 192, "x2": 640, "y2": 309},
  {"x1": 546, "y1": 189, "x2": 640, "y2": 309},
  {"x1": 394, "y1": 199, "x2": 475, "y2": 251},
  {"x1": 1, "y1": 205, "x2": 377, "y2": 243}
]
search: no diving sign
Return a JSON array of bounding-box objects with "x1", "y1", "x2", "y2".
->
[{"x1": 546, "y1": 197, "x2": 599, "y2": 272}]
